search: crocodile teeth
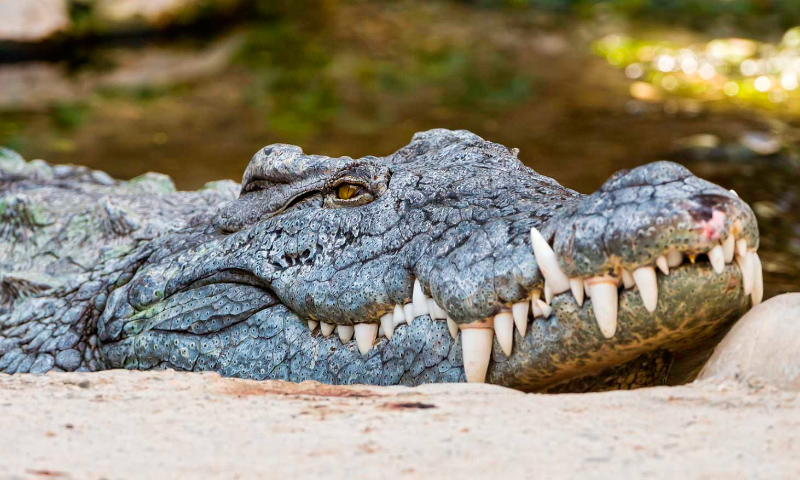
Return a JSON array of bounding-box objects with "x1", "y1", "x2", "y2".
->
[
  {"x1": 632, "y1": 266, "x2": 658, "y2": 313},
  {"x1": 393, "y1": 304, "x2": 406, "y2": 327},
  {"x1": 751, "y1": 251, "x2": 763, "y2": 305},
  {"x1": 656, "y1": 255, "x2": 669, "y2": 275},
  {"x1": 570, "y1": 278, "x2": 585, "y2": 306},
  {"x1": 413, "y1": 279, "x2": 430, "y2": 317},
  {"x1": 308, "y1": 320, "x2": 319, "y2": 332},
  {"x1": 403, "y1": 303, "x2": 415, "y2": 325},
  {"x1": 666, "y1": 249, "x2": 683, "y2": 268},
  {"x1": 446, "y1": 316, "x2": 458, "y2": 339},
  {"x1": 354, "y1": 323, "x2": 378, "y2": 355},
  {"x1": 544, "y1": 282, "x2": 553, "y2": 304},
  {"x1": 588, "y1": 278, "x2": 618, "y2": 338},
  {"x1": 736, "y1": 238, "x2": 748, "y2": 258},
  {"x1": 511, "y1": 301, "x2": 529, "y2": 336},
  {"x1": 337, "y1": 325, "x2": 354, "y2": 343},
  {"x1": 621, "y1": 269, "x2": 635, "y2": 289},
  {"x1": 708, "y1": 245, "x2": 726, "y2": 274},
  {"x1": 535, "y1": 299, "x2": 552, "y2": 317},
  {"x1": 494, "y1": 312, "x2": 514, "y2": 356},
  {"x1": 583, "y1": 280, "x2": 591, "y2": 298},
  {"x1": 430, "y1": 300, "x2": 448, "y2": 320},
  {"x1": 531, "y1": 289, "x2": 544, "y2": 317},
  {"x1": 460, "y1": 322, "x2": 494, "y2": 383},
  {"x1": 321, "y1": 322, "x2": 335, "y2": 337},
  {"x1": 380, "y1": 312, "x2": 395, "y2": 340},
  {"x1": 530, "y1": 226, "x2": 571, "y2": 294},
  {"x1": 722, "y1": 235, "x2": 735, "y2": 263},
  {"x1": 737, "y1": 252, "x2": 754, "y2": 295}
]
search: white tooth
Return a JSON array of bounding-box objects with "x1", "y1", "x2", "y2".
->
[
  {"x1": 544, "y1": 282, "x2": 553, "y2": 304},
  {"x1": 447, "y1": 316, "x2": 458, "y2": 340},
  {"x1": 535, "y1": 299, "x2": 552, "y2": 317},
  {"x1": 709, "y1": 245, "x2": 726, "y2": 274},
  {"x1": 751, "y1": 251, "x2": 763, "y2": 305},
  {"x1": 403, "y1": 303, "x2": 415, "y2": 325},
  {"x1": 511, "y1": 301, "x2": 529, "y2": 336},
  {"x1": 730, "y1": 189, "x2": 738, "y2": 197},
  {"x1": 736, "y1": 253, "x2": 754, "y2": 295},
  {"x1": 321, "y1": 322, "x2": 335, "y2": 337},
  {"x1": 430, "y1": 300, "x2": 448, "y2": 320},
  {"x1": 337, "y1": 325, "x2": 354, "y2": 343},
  {"x1": 621, "y1": 270, "x2": 635, "y2": 289},
  {"x1": 736, "y1": 238, "x2": 748, "y2": 258},
  {"x1": 413, "y1": 279, "x2": 430, "y2": 317},
  {"x1": 378, "y1": 325, "x2": 384, "y2": 337},
  {"x1": 569, "y1": 278, "x2": 585, "y2": 306},
  {"x1": 354, "y1": 323, "x2": 378, "y2": 355},
  {"x1": 380, "y1": 312, "x2": 395, "y2": 340},
  {"x1": 666, "y1": 250, "x2": 683, "y2": 268},
  {"x1": 460, "y1": 324, "x2": 494, "y2": 383},
  {"x1": 656, "y1": 255, "x2": 669, "y2": 275},
  {"x1": 308, "y1": 320, "x2": 319, "y2": 331},
  {"x1": 723, "y1": 235, "x2": 735, "y2": 263},
  {"x1": 632, "y1": 266, "x2": 658, "y2": 313},
  {"x1": 588, "y1": 278, "x2": 618, "y2": 338},
  {"x1": 584, "y1": 280, "x2": 591, "y2": 298},
  {"x1": 530, "y1": 226, "x2": 571, "y2": 294},
  {"x1": 493, "y1": 312, "x2": 514, "y2": 357},
  {"x1": 393, "y1": 304, "x2": 406, "y2": 327}
]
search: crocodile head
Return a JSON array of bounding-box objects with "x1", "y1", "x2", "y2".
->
[{"x1": 99, "y1": 129, "x2": 760, "y2": 391}]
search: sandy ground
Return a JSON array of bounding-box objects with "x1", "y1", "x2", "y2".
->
[{"x1": 1, "y1": 371, "x2": 798, "y2": 480}]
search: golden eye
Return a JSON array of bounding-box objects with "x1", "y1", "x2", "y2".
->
[{"x1": 337, "y1": 183, "x2": 360, "y2": 200}]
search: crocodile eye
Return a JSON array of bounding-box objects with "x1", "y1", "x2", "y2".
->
[{"x1": 337, "y1": 183, "x2": 362, "y2": 200}]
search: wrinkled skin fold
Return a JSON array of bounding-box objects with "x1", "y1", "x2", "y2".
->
[{"x1": 0, "y1": 130, "x2": 758, "y2": 392}]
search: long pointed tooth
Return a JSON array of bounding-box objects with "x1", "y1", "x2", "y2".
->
[
  {"x1": 430, "y1": 300, "x2": 448, "y2": 320},
  {"x1": 493, "y1": 312, "x2": 514, "y2": 357},
  {"x1": 736, "y1": 253, "x2": 754, "y2": 295},
  {"x1": 354, "y1": 323, "x2": 378, "y2": 355},
  {"x1": 709, "y1": 245, "x2": 726, "y2": 274},
  {"x1": 736, "y1": 238, "x2": 747, "y2": 258},
  {"x1": 632, "y1": 266, "x2": 658, "y2": 313},
  {"x1": 380, "y1": 312, "x2": 395, "y2": 340},
  {"x1": 570, "y1": 278, "x2": 585, "y2": 306},
  {"x1": 393, "y1": 304, "x2": 406, "y2": 327},
  {"x1": 403, "y1": 303, "x2": 415, "y2": 325},
  {"x1": 723, "y1": 235, "x2": 735, "y2": 263},
  {"x1": 750, "y1": 251, "x2": 763, "y2": 305},
  {"x1": 337, "y1": 325, "x2": 354, "y2": 343},
  {"x1": 666, "y1": 250, "x2": 683, "y2": 268},
  {"x1": 621, "y1": 270, "x2": 635, "y2": 289},
  {"x1": 530, "y1": 226, "x2": 571, "y2": 294},
  {"x1": 588, "y1": 279, "x2": 618, "y2": 338},
  {"x1": 413, "y1": 279, "x2": 430, "y2": 317},
  {"x1": 321, "y1": 322, "x2": 335, "y2": 337},
  {"x1": 544, "y1": 282, "x2": 553, "y2": 304},
  {"x1": 656, "y1": 255, "x2": 669, "y2": 275},
  {"x1": 511, "y1": 301, "x2": 529, "y2": 336},
  {"x1": 535, "y1": 299, "x2": 552, "y2": 317},
  {"x1": 460, "y1": 325, "x2": 493, "y2": 383},
  {"x1": 446, "y1": 316, "x2": 458, "y2": 339},
  {"x1": 308, "y1": 320, "x2": 319, "y2": 331}
]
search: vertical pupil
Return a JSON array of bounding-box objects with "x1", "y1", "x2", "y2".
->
[{"x1": 339, "y1": 184, "x2": 357, "y2": 199}]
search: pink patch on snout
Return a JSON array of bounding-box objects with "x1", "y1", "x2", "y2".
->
[{"x1": 698, "y1": 210, "x2": 726, "y2": 241}]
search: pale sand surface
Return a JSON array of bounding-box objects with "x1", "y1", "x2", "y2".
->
[{"x1": 1, "y1": 370, "x2": 798, "y2": 479}]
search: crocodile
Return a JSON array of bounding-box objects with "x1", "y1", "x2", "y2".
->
[{"x1": 0, "y1": 129, "x2": 762, "y2": 392}]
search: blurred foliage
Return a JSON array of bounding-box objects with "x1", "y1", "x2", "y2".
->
[
  {"x1": 463, "y1": 0, "x2": 800, "y2": 30},
  {"x1": 594, "y1": 26, "x2": 800, "y2": 115}
]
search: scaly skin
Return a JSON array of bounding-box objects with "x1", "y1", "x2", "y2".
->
[{"x1": 0, "y1": 130, "x2": 759, "y2": 391}]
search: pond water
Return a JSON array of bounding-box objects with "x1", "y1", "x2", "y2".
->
[{"x1": 1, "y1": 2, "x2": 798, "y2": 297}]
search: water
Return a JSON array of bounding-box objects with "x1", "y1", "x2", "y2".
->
[{"x1": 1, "y1": 2, "x2": 797, "y2": 297}]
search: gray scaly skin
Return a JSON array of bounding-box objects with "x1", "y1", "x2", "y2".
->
[{"x1": 0, "y1": 130, "x2": 760, "y2": 392}]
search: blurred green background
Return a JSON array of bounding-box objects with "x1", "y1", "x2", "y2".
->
[{"x1": 1, "y1": 0, "x2": 800, "y2": 296}]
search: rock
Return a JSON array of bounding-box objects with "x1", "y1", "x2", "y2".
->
[
  {"x1": 0, "y1": 0, "x2": 70, "y2": 43},
  {"x1": 698, "y1": 293, "x2": 800, "y2": 390}
]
